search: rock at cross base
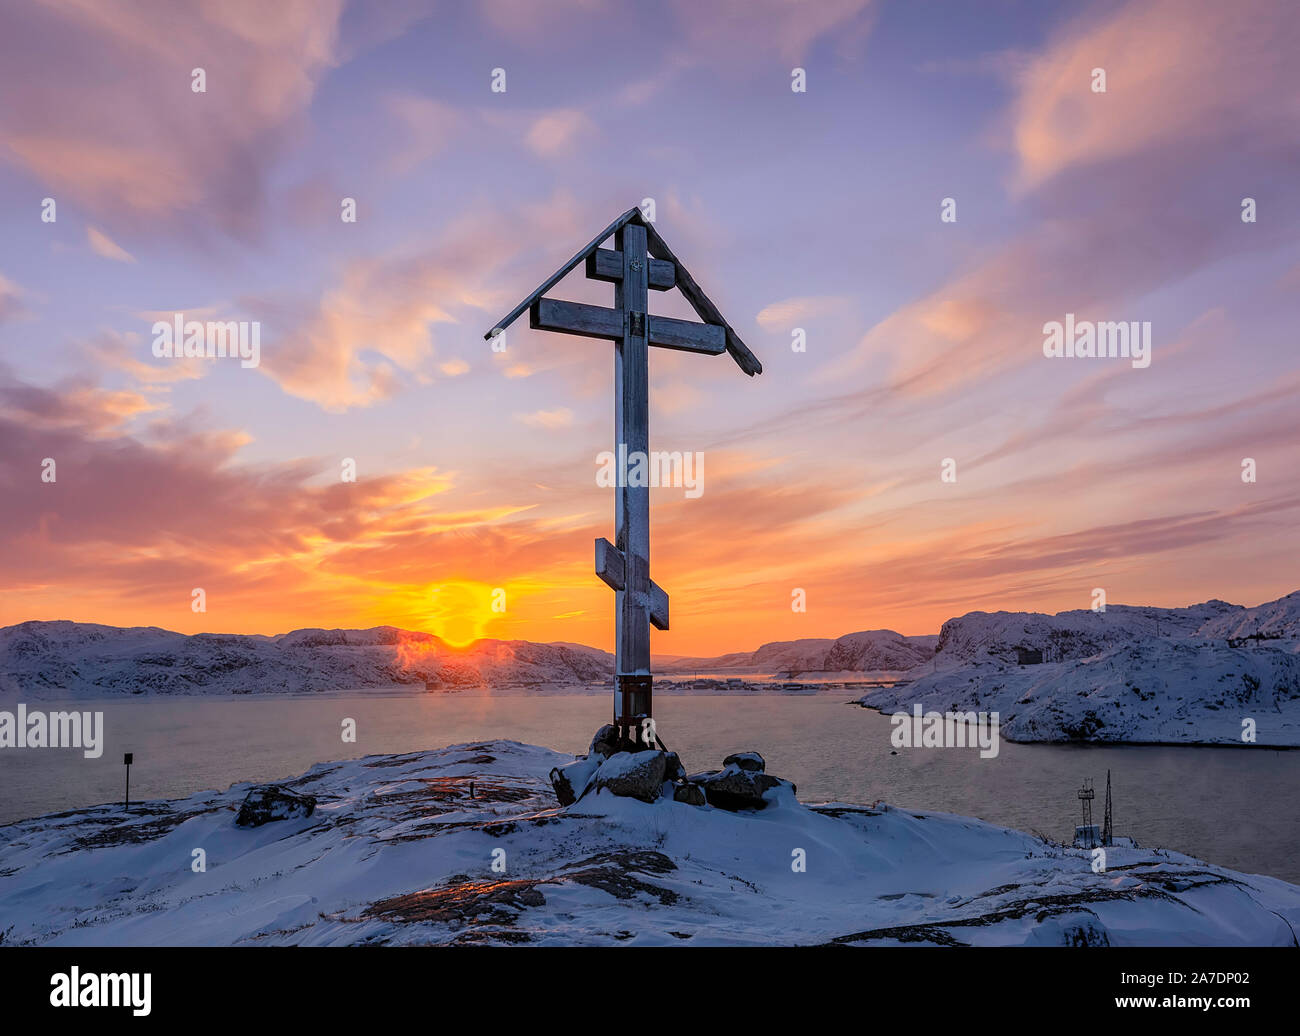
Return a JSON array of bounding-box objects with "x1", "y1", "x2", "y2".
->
[
  {"x1": 588, "y1": 750, "x2": 667, "y2": 803},
  {"x1": 690, "y1": 762, "x2": 795, "y2": 811},
  {"x1": 547, "y1": 727, "x2": 796, "y2": 810},
  {"x1": 549, "y1": 755, "x2": 601, "y2": 806},
  {"x1": 234, "y1": 785, "x2": 316, "y2": 827},
  {"x1": 589, "y1": 723, "x2": 618, "y2": 759}
]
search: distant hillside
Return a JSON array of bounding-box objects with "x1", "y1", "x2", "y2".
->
[
  {"x1": 7, "y1": 590, "x2": 1300, "y2": 730},
  {"x1": 1196, "y1": 590, "x2": 1300, "y2": 641},
  {"x1": 861, "y1": 592, "x2": 1300, "y2": 746},
  {"x1": 0, "y1": 619, "x2": 941, "y2": 699},
  {"x1": 657, "y1": 630, "x2": 937, "y2": 675},
  {"x1": 0, "y1": 621, "x2": 612, "y2": 699}
]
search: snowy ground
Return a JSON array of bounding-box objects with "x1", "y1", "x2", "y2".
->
[{"x1": 2, "y1": 740, "x2": 1296, "y2": 946}]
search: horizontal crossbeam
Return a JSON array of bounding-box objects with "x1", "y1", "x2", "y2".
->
[
  {"x1": 586, "y1": 248, "x2": 676, "y2": 290},
  {"x1": 595, "y1": 537, "x2": 669, "y2": 630},
  {"x1": 530, "y1": 298, "x2": 726, "y2": 355}
]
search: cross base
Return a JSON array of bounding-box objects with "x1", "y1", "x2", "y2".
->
[{"x1": 614, "y1": 674, "x2": 654, "y2": 751}]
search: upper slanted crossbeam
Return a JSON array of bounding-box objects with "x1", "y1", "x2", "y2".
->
[{"x1": 482, "y1": 206, "x2": 762, "y2": 377}]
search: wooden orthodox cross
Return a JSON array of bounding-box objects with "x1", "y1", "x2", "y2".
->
[{"x1": 485, "y1": 207, "x2": 761, "y2": 750}]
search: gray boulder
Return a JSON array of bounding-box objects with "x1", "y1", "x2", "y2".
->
[
  {"x1": 723, "y1": 751, "x2": 765, "y2": 772},
  {"x1": 672, "y1": 781, "x2": 707, "y2": 806},
  {"x1": 588, "y1": 750, "x2": 667, "y2": 803},
  {"x1": 235, "y1": 785, "x2": 316, "y2": 827}
]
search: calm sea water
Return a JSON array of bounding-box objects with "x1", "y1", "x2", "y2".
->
[{"x1": 2, "y1": 692, "x2": 1296, "y2": 883}]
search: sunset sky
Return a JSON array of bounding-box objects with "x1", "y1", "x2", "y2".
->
[{"x1": 2, "y1": 0, "x2": 1298, "y2": 654}]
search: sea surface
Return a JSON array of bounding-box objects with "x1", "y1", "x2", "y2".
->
[{"x1": 2, "y1": 692, "x2": 1296, "y2": 883}]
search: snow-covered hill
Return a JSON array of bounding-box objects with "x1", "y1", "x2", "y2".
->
[
  {"x1": 0, "y1": 621, "x2": 936, "y2": 700},
  {"x1": 658, "y1": 630, "x2": 937, "y2": 675},
  {"x1": 1, "y1": 740, "x2": 1294, "y2": 946},
  {"x1": 1196, "y1": 590, "x2": 1300, "y2": 642},
  {"x1": 0, "y1": 621, "x2": 612, "y2": 699},
  {"x1": 862, "y1": 592, "x2": 1300, "y2": 745}
]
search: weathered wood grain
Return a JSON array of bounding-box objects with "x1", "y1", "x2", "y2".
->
[
  {"x1": 484, "y1": 206, "x2": 640, "y2": 340},
  {"x1": 595, "y1": 537, "x2": 669, "y2": 629},
  {"x1": 531, "y1": 298, "x2": 725, "y2": 354},
  {"x1": 642, "y1": 220, "x2": 762, "y2": 376},
  {"x1": 586, "y1": 248, "x2": 675, "y2": 290},
  {"x1": 615, "y1": 221, "x2": 652, "y2": 703}
]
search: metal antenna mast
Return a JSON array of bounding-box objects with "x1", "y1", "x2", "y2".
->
[
  {"x1": 1077, "y1": 777, "x2": 1096, "y2": 848},
  {"x1": 1102, "y1": 769, "x2": 1113, "y2": 846}
]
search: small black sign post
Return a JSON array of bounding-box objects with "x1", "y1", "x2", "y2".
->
[{"x1": 124, "y1": 752, "x2": 133, "y2": 811}]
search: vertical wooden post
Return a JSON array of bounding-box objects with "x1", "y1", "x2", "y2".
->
[{"x1": 614, "y1": 222, "x2": 652, "y2": 747}]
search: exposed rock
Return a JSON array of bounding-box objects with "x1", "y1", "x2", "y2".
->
[
  {"x1": 693, "y1": 764, "x2": 794, "y2": 811},
  {"x1": 550, "y1": 755, "x2": 600, "y2": 806},
  {"x1": 589, "y1": 723, "x2": 618, "y2": 759},
  {"x1": 548, "y1": 730, "x2": 794, "y2": 811},
  {"x1": 672, "y1": 782, "x2": 707, "y2": 806},
  {"x1": 1026, "y1": 913, "x2": 1112, "y2": 947},
  {"x1": 234, "y1": 785, "x2": 316, "y2": 827},
  {"x1": 588, "y1": 750, "x2": 666, "y2": 803}
]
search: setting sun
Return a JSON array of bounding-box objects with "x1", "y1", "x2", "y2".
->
[{"x1": 424, "y1": 581, "x2": 499, "y2": 647}]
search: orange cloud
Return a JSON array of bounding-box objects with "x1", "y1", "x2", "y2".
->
[{"x1": 515, "y1": 408, "x2": 575, "y2": 429}]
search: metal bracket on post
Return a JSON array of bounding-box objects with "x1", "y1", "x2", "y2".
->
[{"x1": 616, "y1": 673, "x2": 653, "y2": 750}]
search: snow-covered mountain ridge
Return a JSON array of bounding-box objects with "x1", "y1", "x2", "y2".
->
[
  {"x1": 0, "y1": 621, "x2": 612, "y2": 698},
  {"x1": 861, "y1": 591, "x2": 1300, "y2": 745}
]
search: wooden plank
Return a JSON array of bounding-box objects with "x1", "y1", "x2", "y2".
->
[
  {"x1": 615, "y1": 220, "x2": 652, "y2": 698},
  {"x1": 530, "y1": 298, "x2": 621, "y2": 340},
  {"x1": 641, "y1": 218, "x2": 763, "y2": 376},
  {"x1": 585, "y1": 248, "x2": 675, "y2": 290},
  {"x1": 595, "y1": 537, "x2": 624, "y2": 591},
  {"x1": 595, "y1": 538, "x2": 668, "y2": 629},
  {"x1": 647, "y1": 314, "x2": 725, "y2": 354},
  {"x1": 484, "y1": 207, "x2": 640, "y2": 340},
  {"x1": 531, "y1": 298, "x2": 724, "y2": 354}
]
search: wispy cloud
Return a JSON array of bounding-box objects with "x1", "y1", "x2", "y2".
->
[
  {"x1": 86, "y1": 226, "x2": 135, "y2": 264},
  {"x1": 515, "y1": 407, "x2": 574, "y2": 429}
]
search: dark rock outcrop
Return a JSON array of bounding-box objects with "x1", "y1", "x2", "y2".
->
[
  {"x1": 589, "y1": 723, "x2": 618, "y2": 759},
  {"x1": 235, "y1": 785, "x2": 316, "y2": 827},
  {"x1": 692, "y1": 763, "x2": 795, "y2": 811},
  {"x1": 549, "y1": 755, "x2": 600, "y2": 806}
]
